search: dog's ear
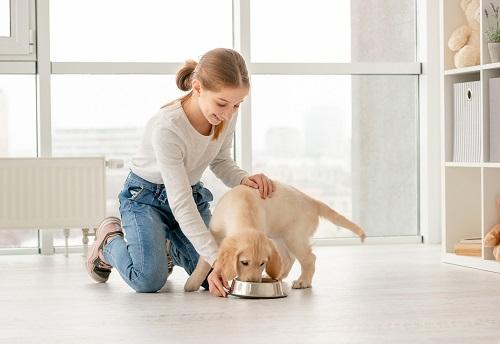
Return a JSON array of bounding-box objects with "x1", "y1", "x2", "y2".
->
[
  {"x1": 217, "y1": 236, "x2": 239, "y2": 281},
  {"x1": 265, "y1": 239, "x2": 282, "y2": 280}
]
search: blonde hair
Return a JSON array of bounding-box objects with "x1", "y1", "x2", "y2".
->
[{"x1": 173, "y1": 48, "x2": 250, "y2": 140}]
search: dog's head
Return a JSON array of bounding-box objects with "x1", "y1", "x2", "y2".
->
[{"x1": 217, "y1": 231, "x2": 282, "y2": 282}]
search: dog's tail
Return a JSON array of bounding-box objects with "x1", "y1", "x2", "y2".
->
[{"x1": 317, "y1": 201, "x2": 366, "y2": 242}]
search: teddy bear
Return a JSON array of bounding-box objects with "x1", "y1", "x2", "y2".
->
[
  {"x1": 448, "y1": 0, "x2": 481, "y2": 68},
  {"x1": 483, "y1": 196, "x2": 500, "y2": 260}
]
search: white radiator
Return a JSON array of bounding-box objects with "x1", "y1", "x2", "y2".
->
[{"x1": 0, "y1": 157, "x2": 106, "y2": 230}]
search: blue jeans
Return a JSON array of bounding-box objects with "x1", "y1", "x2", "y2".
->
[{"x1": 103, "y1": 171, "x2": 213, "y2": 293}]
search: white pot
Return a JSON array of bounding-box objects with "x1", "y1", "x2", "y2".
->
[{"x1": 489, "y1": 42, "x2": 500, "y2": 63}]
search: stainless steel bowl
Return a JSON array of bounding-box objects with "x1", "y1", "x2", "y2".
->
[{"x1": 229, "y1": 278, "x2": 287, "y2": 299}]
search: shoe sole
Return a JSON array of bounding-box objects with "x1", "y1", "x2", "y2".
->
[{"x1": 86, "y1": 217, "x2": 122, "y2": 283}]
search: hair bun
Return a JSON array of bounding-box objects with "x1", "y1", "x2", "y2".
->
[{"x1": 176, "y1": 59, "x2": 198, "y2": 91}]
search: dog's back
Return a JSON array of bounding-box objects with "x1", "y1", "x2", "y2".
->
[
  {"x1": 210, "y1": 181, "x2": 323, "y2": 239},
  {"x1": 209, "y1": 181, "x2": 365, "y2": 242}
]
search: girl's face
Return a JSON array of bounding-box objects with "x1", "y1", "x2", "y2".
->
[{"x1": 193, "y1": 80, "x2": 249, "y2": 126}]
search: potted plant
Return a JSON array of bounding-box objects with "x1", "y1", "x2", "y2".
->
[{"x1": 485, "y1": 2, "x2": 500, "y2": 62}]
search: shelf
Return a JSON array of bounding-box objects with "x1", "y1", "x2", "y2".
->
[
  {"x1": 444, "y1": 163, "x2": 500, "y2": 168},
  {"x1": 444, "y1": 65, "x2": 482, "y2": 75},
  {"x1": 482, "y1": 62, "x2": 500, "y2": 71},
  {"x1": 444, "y1": 162, "x2": 482, "y2": 167},
  {"x1": 443, "y1": 63, "x2": 500, "y2": 75},
  {"x1": 442, "y1": 252, "x2": 500, "y2": 273},
  {"x1": 441, "y1": 0, "x2": 500, "y2": 274}
]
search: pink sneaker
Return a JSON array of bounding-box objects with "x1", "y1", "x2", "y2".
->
[{"x1": 86, "y1": 216, "x2": 123, "y2": 283}]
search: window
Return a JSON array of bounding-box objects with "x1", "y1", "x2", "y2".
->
[
  {"x1": 50, "y1": 0, "x2": 233, "y2": 62},
  {"x1": 0, "y1": 0, "x2": 422, "y2": 253},
  {"x1": 248, "y1": 0, "x2": 419, "y2": 238},
  {"x1": 0, "y1": 75, "x2": 37, "y2": 156},
  {"x1": 251, "y1": 0, "x2": 416, "y2": 63},
  {"x1": 0, "y1": 75, "x2": 38, "y2": 248},
  {"x1": 0, "y1": 0, "x2": 32, "y2": 57},
  {"x1": 251, "y1": 75, "x2": 418, "y2": 238}
]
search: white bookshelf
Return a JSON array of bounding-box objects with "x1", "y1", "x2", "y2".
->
[{"x1": 441, "y1": 0, "x2": 500, "y2": 272}]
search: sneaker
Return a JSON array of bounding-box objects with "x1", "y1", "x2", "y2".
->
[
  {"x1": 165, "y1": 239, "x2": 174, "y2": 274},
  {"x1": 86, "y1": 216, "x2": 123, "y2": 283}
]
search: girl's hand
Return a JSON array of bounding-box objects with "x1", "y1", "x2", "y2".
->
[
  {"x1": 207, "y1": 261, "x2": 230, "y2": 297},
  {"x1": 241, "y1": 173, "x2": 275, "y2": 199}
]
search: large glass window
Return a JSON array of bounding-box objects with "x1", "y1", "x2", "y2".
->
[
  {"x1": 0, "y1": 0, "x2": 420, "y2": 252},
  {"x1": 251, "y1": 75, "x2": 418, "y2": 238},
  {"x1": 50, "y1": 0, "x2": 233, "y2": 62},
  {"x1": 0, "y1": 76, "x2": 37, "y2": 157},
  {"x1": 251, "y1": 0, "x2": 416, "y2": 63}
]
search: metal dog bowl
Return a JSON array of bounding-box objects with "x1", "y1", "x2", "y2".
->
[{"x1": 229, "y1": 278, "x2": 287, "y2": 299}]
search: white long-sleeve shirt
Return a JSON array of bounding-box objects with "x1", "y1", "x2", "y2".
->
[{"x1": 130, "y1": 99, "x2": 249, "y2": 266}]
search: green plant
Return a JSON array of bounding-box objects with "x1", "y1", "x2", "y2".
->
[{"x1": 485, "y1": 2, "x2": 500, "y2": 43}]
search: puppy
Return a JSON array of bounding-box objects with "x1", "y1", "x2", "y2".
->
[{"x1": 184, "y1": 181, "x2": 366, "y2": 291}]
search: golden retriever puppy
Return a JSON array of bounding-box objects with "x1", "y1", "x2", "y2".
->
[{"x1": 184, "y1": 181, "x2": 366, "y2": 291}]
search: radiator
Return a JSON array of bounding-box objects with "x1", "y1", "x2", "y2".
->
[{"x1": 0, "y1": 157, "x2": 106, "y2": 230}]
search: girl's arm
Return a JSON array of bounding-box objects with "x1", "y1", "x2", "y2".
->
[{"x1": 152, "y1": 126, "x2": 218, "y2": 266}]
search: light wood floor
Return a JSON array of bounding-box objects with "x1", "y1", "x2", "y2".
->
[{"x1": 2, "y1": 244, "x2": 500, "y2": 344}]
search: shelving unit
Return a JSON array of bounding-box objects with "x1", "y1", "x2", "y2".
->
[{"x1": 441, "y1": 0, "x2": 500, "y2": 272}]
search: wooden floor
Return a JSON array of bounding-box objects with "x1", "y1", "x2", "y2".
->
[{"x1": 2, "y1": 244, "x2": 500, "y2": 343}]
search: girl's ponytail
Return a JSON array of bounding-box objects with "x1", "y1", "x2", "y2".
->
[{"x1": 176, "y1": 59, "x2": 198, "y2": 91}]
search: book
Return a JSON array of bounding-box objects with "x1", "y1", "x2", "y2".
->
[
  {"x1": 454, "y1": 242, "x2": 481, "y2": 257},
  {"x1": 458, "y1": 237, "x2": 482, "y2": 245}
]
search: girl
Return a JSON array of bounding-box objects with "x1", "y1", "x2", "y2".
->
[{"x1": 86, "y1": 48, "x2": 274, "y2": 298}]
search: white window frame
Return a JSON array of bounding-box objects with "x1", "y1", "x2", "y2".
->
[
  {"x1": 0, "y1": 0, "x2": 441, "y2": 255},
  {"x1": 0, "y1": 0, "x2": 36, "y2": 60}
]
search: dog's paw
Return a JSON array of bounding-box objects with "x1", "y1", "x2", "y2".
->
[
  {"x1": 183, "y1": 277, "x2": 202, "y2": 292},
  {"x1": 357, "y1": 228, "x2": 366, "y2": 243},
  {"x1": 183, "y1": 257, "x2": 212, "y2": 292},
  {"x1": 360, "y1": 232, "x2": 366, "y2": 243},
  {"x1": 292, "y1": 279, "x2": 312, "y2": 289}
]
